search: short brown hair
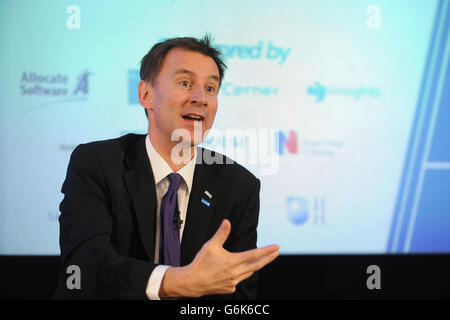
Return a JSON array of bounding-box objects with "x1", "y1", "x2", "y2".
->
[{"x1": 140, "y1": 34, "x2": 226, "y2": 87}]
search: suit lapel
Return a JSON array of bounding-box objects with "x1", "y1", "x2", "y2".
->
[
  {"x1": 123, "y1": 136, "x2": 157, "y2": 261},
  {"x1": 181, "y1": 148, "x2": 219, "y2": 266}
]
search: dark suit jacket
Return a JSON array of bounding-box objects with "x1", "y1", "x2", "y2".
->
[{"x1": 54, "y1": 134, "x2": 261, "y2": 299}]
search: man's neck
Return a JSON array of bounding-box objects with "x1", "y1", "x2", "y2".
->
[{"x1": 148, "y1": 132, "x2": 196, "y2": 172}]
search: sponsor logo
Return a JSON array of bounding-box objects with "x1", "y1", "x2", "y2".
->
[
  {"x1": 299, "y1": 138, "x2": 343, "y2": 158},
  {"x1": 307, "y1": 81, "x2": 381, "y2": 102},
  {"x1": 307, "y1": 82, "x2": 326, "y2": 102},
  {"x1": 20, "y1": 70, "x2": 91, "y2": 109},
  {"x1": 286, "y1": 197, "x2": 309, "y2": 225},
  {"x1": 277, "y1": 131, "x2": 298, "y2": 155},
  {"x1": 287, "y1": 196, "x2": 326, "y2": 226},
  {"x1": 221, "y1": 82, "x2": 279, "y2": 97}
]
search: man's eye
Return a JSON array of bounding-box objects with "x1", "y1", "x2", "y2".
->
[
  {"x1": 180, "y1": 81, "x2": 190, "y2": 87},
  {"x1": 206, "y1": 86, "x2": 216, "y2": 93}
]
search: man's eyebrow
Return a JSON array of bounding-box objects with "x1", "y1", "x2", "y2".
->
[{"x1": 173, "y1": 68, "x2": 220, "y2": 83}]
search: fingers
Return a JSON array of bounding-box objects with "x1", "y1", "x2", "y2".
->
[
  {"x1": 246, "y1": 249, "x2": 279, "y2": 272},
  {"x1": 209, "y1": 219, "x2": 231, "y2": 247},
  {"x1": 235, "y1": 244, "x2": 279, "y2": 265},
  {"x1": 233, "y1": 249, "x2": 280, "y2": 289},
  {"x1": 232, "y1": 245, "x2": 279, "y2": 275}
]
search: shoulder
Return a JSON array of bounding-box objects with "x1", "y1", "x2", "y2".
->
[
  {"x1": 76, "y1": 134, "x2": 144, "y2": 153},
  {"x1": 69, "y1": 134, "x2": 145, "y2": 167}
]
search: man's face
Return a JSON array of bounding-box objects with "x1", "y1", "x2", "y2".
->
[{"x1": 144, "y1": 47, "x2": 220, "y2": 147}]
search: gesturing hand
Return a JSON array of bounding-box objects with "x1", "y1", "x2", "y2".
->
[{"x1": 159, "y1": 219, "x2": 280, "y2": 298}]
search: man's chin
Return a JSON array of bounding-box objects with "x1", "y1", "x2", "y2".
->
[
  {"x1": 171, "y1": 125, "x2": 209, "y2": 147},
  {"x1": 179, "y1": 135, "x2": 203, "y2": 147},
  {"x1": 170, "y1": 137, "x2": 201, "y2": 165}
]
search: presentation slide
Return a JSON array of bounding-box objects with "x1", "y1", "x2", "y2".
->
[{"x1": 1, "y1": 0, "x2": 449, "y2": 255}]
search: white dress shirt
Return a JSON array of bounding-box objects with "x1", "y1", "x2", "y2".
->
[{"x1": 144, "y1": 135, "x2": 197, "y2": 300}]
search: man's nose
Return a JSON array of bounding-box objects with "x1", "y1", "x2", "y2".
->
[{"x1": 189, "y1": 85, "x2": 207, "y2": 106}]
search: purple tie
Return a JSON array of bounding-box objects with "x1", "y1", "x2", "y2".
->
[{"x1": 160, "y1": 173, "x2": 183, "y2": 267}]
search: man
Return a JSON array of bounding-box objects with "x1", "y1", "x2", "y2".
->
[{"x1": 54, "y1": 35, "x2": 279, "y2": 300}]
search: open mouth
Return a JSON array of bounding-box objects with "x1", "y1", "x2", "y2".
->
[{"x1": 182, "y1": 114, "x2": 204, "y2": 122}]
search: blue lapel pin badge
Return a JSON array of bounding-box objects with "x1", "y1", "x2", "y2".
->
[{"x1": 201, "y1": 198, "x2": 211, "y2": 207}]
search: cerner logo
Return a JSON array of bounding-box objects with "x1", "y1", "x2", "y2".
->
[{"x1": 307, "y1": 81, "x2": 381, "y2": 102}]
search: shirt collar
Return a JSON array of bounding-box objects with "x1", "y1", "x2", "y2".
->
[{"x1": 145, "y1": 135, "x2": 196, "y2": 193}]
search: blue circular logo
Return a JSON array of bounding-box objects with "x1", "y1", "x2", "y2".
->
[{"x1": 287, "y1": 197, "x2": 309, "y2": 225}]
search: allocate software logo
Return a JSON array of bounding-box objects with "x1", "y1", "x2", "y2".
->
[{"x1": 21, "y1": 70, "x2": 92, "y2": 110}]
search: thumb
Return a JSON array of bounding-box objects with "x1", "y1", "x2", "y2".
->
[{"x1": 211, "y1": 219, "x2": 231, "y2": 247}]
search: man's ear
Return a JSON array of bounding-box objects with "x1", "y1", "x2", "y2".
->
[{"x1": 138, "y1": 80, "x2": 153, "y2": 112}]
